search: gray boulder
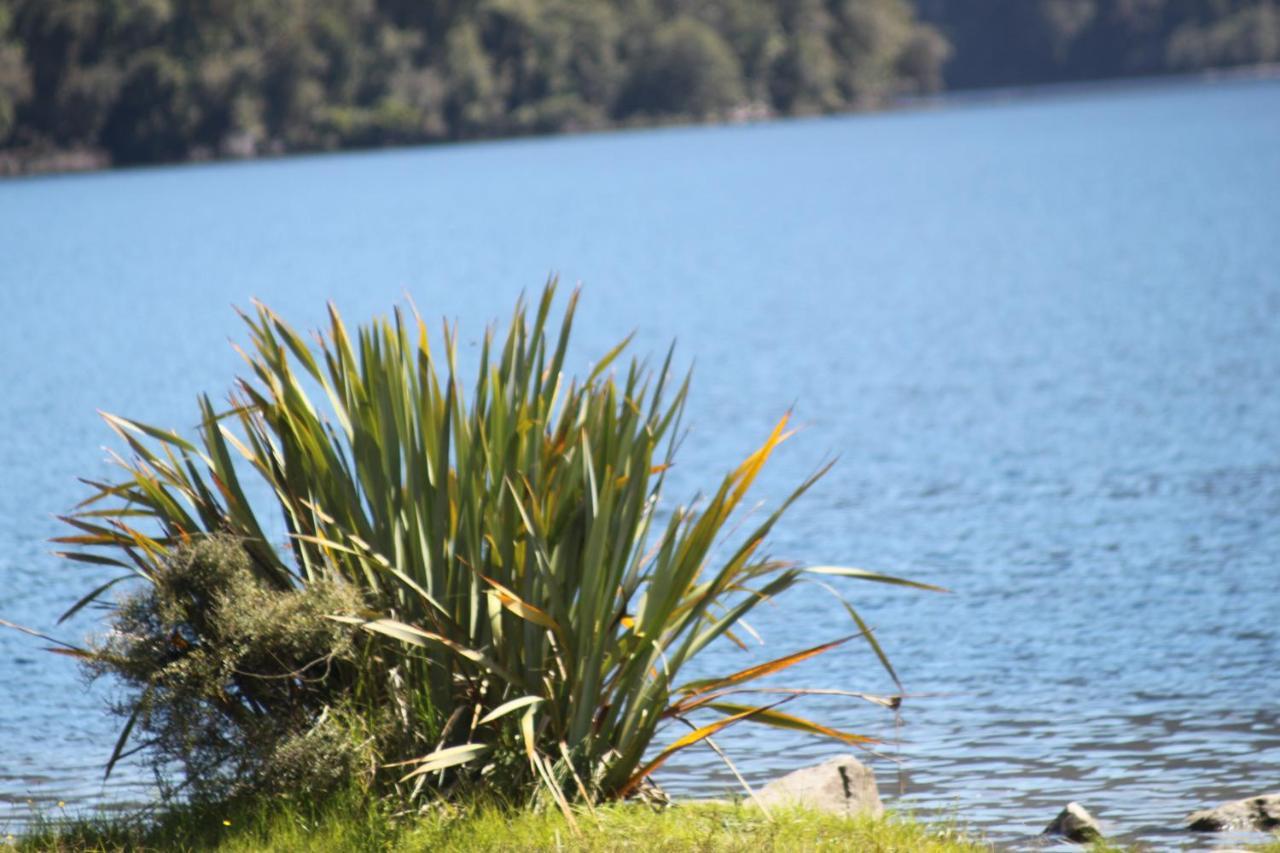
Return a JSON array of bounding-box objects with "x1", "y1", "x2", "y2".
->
[
  {"x1": 1042, "y1": 802, "x2": 1104, "y2": 843},
  {"x1": 752, "y1": 755, "x2": 883, "y2": 817},
  {"x1": 1186, "y1": 793, "x2": 1280, "y2": 832}
]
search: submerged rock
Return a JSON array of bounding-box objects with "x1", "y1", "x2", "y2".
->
[
  {"x1": 1042, "y1": 802, "x2": 1103, "y2": 843},
  {"x1": 1186, "y1": 792, "x2": 1280, "y2": 832},
  {"x1": 753, "y1": 755, "x2": 883, "y2": 817}
]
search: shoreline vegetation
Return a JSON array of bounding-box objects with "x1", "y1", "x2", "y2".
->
[
  {"x1": 11, "y1": 795, "x2": 991, "y2": 852},
  {"x1": 4, "y1": 62, "x2": 1279, "y2": 180},
  {"x1": 13, "y1": 794, "x2": 1280, "y2": 852},
  {"x1": 4, "y1": 1, "x2": 1280, "y2": 177},
  {"x1": 12, "y1": 285, "x2": 951, "y2": 845}
]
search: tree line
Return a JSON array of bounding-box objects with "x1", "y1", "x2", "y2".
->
[
  {"x1": 916, "y1": 0, "x2": 1280, "y2": 90},
  {"x1": 0, "y1": 0, "x2": 1276, "y2": 170},
  {"x1": 0, "y1": 0, "x2": 946, "y2": 167}
]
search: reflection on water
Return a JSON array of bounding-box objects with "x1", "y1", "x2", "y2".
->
[{"x1": 2, "y1": 76, "x2": 1278, "y2": 847}]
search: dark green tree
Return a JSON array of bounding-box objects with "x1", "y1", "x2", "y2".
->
[
  {"x1": 100, "y1": 50, "x2": 195, "y2": 163},
  {"x1": 619, "y1": 16, "x2": 745, "y2": 117},
  {"x1": 443, "y1": 20, "x2": 501, "y2": 137},
  {"x1": 0, "y1": 4, "x2": 32, "y2": 143}
]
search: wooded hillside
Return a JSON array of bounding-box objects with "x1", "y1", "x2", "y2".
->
[
  {"x1": 1, "y1": 0, "x2": 1276, "y2": 170},
  {"x1": 0, "y1": 0, "x2": 945, "y2": 166}
]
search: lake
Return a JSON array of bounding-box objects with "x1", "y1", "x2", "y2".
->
[{"x1": 1, "y1": 76, "x2": 1277, "y2": 848}]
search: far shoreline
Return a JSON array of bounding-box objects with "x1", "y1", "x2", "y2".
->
[{"x1": 2, "y1": 62, "x2": 1278, "y2": 182}]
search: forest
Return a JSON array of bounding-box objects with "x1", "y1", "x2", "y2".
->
[
  {"x1": 0, "y1": 0, "x2": 1276, "y2": 170},
  {"x1": 917, "y1": 0, "x2": 1280, "y2": 89}
]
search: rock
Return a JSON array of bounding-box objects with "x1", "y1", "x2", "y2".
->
[
  {"x1": 1042, "y1": 802, "x2": 1104, "y2": 843},
  {"x1": 752, "y1": 755, "x2": 883, "y2": 817},
  {"x1": 1186, "y1": 792, "x2": 1280, "y2": 832}
]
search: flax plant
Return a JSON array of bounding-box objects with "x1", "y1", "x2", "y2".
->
[{"x1": 58, "y1": 281, "x2": 931, "y2": 810}]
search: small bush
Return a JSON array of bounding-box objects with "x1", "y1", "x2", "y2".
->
[{"x1": 89, "y1": 534, "x2": 375, "y2": 803}]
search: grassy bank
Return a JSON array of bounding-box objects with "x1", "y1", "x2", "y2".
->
[
  {"x1": 18, "y1": 795, "x2": 1280, "y2": 852},
  {"x1": 16, "y1": 796, "x2": 988, "y2": 853}
]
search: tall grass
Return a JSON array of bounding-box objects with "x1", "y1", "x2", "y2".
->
[{"x1": 58, "y1": 281, "x2": 931, "y2": 810}]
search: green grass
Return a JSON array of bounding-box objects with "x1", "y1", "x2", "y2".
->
[
  {"x1": 31, "y1": 795, "x2": 1280, "y2": 852},
  {"x1": 405, "y1": 803, "x2": 987, "y2": 853},
  {"x1": 15, "y1": 795, "x2": 988, "y2": 852}
]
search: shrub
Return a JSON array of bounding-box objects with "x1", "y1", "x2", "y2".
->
[
  {"x1": 87, "y1": 534, "x2": 375, "y2": 803},
  {"x1": 60, "y1": 281, "x2": 927, "y2": 814}
]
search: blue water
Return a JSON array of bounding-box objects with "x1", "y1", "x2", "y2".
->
[{"x1": 2, "y1": 77, "x2": 1278, "y2": 848}]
